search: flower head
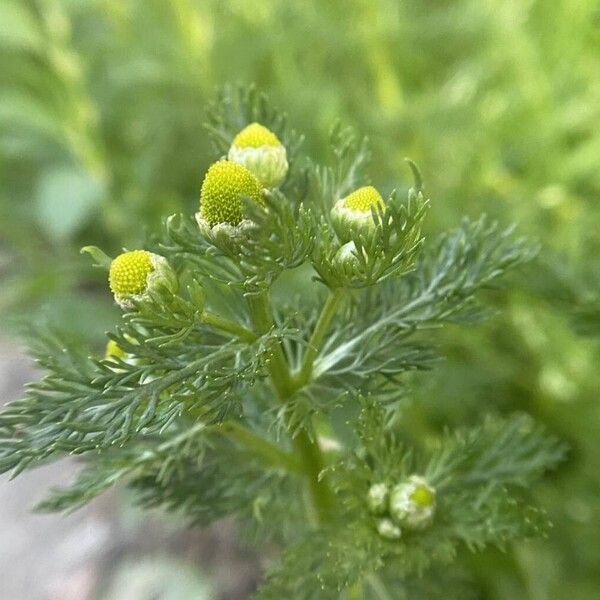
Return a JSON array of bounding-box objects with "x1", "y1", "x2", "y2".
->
[
  {"x1": 228, "y1": 123, "x2": 288, "y2": 188},
  {"x1": 232, "y1": 122, "x2": 281, "y2": 148},
  {"x1": 109, "y1": 250, "x2": 153, "y2": 297},
  {"x1": 330, "y1": 186, "x2": 385, "y2": 243},
  {"x1": 343, "y1": 186, "x2": 385, "y2": 212},
  {"x1": 108, "y1": 250, "x2": 177, "y2": 309},
  {"x1": 333, "y1": 240, "x2": 369, "y2": 274},
  {"x1": 199, "y1": 160, "x2": 263, "y2": 227},
  {"x1": 389, "y1": 475, "x2": 436, "y2": 530},
  {"x1": 376, "y1": 518, "x2": 402, "y2": 540},
  {"x1": 367, "y1": 482, "x2": 389, "y2": 516}
]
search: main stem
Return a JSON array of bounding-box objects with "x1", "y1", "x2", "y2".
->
[{"x1": 247, "y1": 290, "x2": 336, "y2": 522}]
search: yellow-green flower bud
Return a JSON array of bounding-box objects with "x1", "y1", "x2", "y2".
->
[
  {"x1": 198, "y1": 160, "x2": 263, "y2": 228},
  {"x1": 376, "y1": 518, "x2": 402, "y2": 540},
  {"x1": 330, "y1": 186, "x2": 385, "y2": 243},
  {"x1": 334, "y1": 241, "x2": 364, "y2": 272},
  {"x1": 108, "y1": 250, "x2": 177, "y2": 309},
  {"x1": 228, "y1": 122, "x2": 288, "y2": 188},
  {"x1": 367, "y1": 483, "x2": 389, "y2": 516},
  {"x1": 389, "y1": 475, "x2": 436, "y2": 530}
]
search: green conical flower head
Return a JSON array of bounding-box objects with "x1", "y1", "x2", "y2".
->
[
  {"x1": 109, "y1": 250, "x2": 153, "y2": 297},
  {"x1": 108, "y1": 250, "x2": 177, "y2": 309},
  {"x1": 228, "y1": 123, "x2": 288, "y2": 188},
  {"x1": 331, "y1": 186, "x2": 385, "y2": 243},
  {"x1": 232, "y1": 122, "x2": 281, "y2": 148},
  {"x1": 199, "y1": 160, "x2": 263, "y2": 226}
]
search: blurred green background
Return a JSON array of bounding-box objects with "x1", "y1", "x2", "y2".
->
[{"x1": 1, "y1": 0, "x2": 600, "y2": 598}]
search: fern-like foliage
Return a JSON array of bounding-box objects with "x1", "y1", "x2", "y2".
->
[{"x1": 0, "y1": 88, "x2": 565, "y2": 599}]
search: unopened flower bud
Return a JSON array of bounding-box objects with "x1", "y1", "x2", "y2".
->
[
  {"x1": 334, "y1": 241, "x2": 364, "y2": 272},
  {"x1": 330, "y1": 186, "x2": 385, "y2": 243},
  {"x1": 108, "y1": 250, "x2": 177, "y2": 310},
  {"x1": 228, "y1": 122, "x2": 288, "y2": 188},
  {"x1": 389, "y1": 475, "x2": 436, "y2": 530},
  {"x1": 367, "y1": 483, "x2": 389, "y2": 516},
  {"x1": 376, "y1": 518, "x2": 402, "y2": 540}
]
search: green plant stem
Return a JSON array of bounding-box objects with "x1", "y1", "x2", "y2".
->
[
  {"x1": 247, "y1": 291, "x2": 295, "y2": 397},
  {"x1": 217, "y1": 421, "x2": 303, "y2": 474},
  {"x1": 202, "y1": 311, "x2": 258, "y2": 343},
  {"x1": 365, "y1": 573, "x2": 393, "y2": 600},
  {"x1": 292, "y1": 428, "x2": 335, "y2": 516},
  {"x1": 295, "y1": 289, "x2": 343, "y2": 386},
  {"x1": 348, "y1": 581, "x2": 364, "y2": 600},
  {"x1": 247, "y1": 289, "x2": 335, "y2": 522}
]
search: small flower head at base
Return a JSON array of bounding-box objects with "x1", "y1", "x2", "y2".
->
[
  {"x1": 108, "y1": 250, "x2": 177, "y2": 310},
  {"x1": 376, "y1": 518, "x2": 402, "y2": 540},
  {"x1": 389, "y1": 475, "x2": 436, "y2": 530},
  {"x1": 330, "y1": 186, "x2": 385, "y2": 243},
  {"x1": 367, "y1": 483, "x2": 389, "y2": 516},
  {"x1": 333, "y1": 240, "x2": 367, "y2": 273},
  {"x1": 228, "y1": 122, "x2": 288, "y2": 188},
  {"x1": 197, "y1": 160, "x2": 263, "y2": 238}
]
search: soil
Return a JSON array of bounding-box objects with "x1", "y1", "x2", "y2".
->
[{"x1": 0, "y1": 340, "x2": 261, "y2": 600}]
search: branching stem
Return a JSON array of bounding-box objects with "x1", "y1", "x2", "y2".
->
[
  {"x1": 202, "y1": 311, "x2": 257, "y2": 343},
  {"x1": 247, "y1": 289, "x2": 338, "y2": 523},
  {"x1": 217, "y1": 421, "x2": 303, "y2": 474}
]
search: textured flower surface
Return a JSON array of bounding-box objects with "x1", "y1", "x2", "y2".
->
[
  {"x1": 343, "y1": 186, "x2": 385, "y2": 212},
  {"x1": 231, "y1": 122, "x2": 281, "y2": 148},
  {"x1": 109, "y1": 250, "x2": 153, "y2": 297},
  {"x1": 228, "y1": 123, "x2": 288, "y2": 187},
  {"x1": 199, "y1": 160, "x2": 262, "y2": 226},
  {"x1": 331, "y1": 185, "x2": 385, "y2": 243},
  {"x1": 108, "y1": 250, "x2": 176, "y2": 309}
]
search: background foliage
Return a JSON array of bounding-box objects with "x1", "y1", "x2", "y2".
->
[{"x1": 1, "y1": 0, "x2": 599, "y2": 598}]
